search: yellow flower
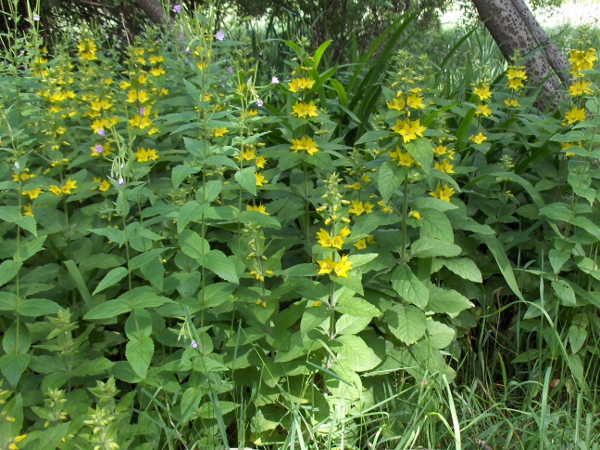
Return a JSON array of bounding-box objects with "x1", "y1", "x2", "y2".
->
[
  {"x1": 150, "y1": 67, "x2": 166, "y2": 77},
  {"x1": 61, "y1": 178, "x2": 77, "y2": 194},
  {"x1": 386, "y1": 95, "x2": 405, "y2": 111},
  {"x1": 127, "y1": 89, "x2": 150, "y2": 104},
  {"x1": 435, "y1": 159, "x2": 455, "y2": 174},
  {"x1": 23, "y1": 205, "x2": 33, "y2": 217},
  {"x1": 317, "y1": 257, "x2": 335, "y2": 275},
  {"x1": 564, "y1": 107, "x2": 586, "y2": 125},
  {"x1": 291, "y1": 136, "x2": 319, "y2": 155},
  {"x1": 334, "y1": 255, "x2": 352, "y2": 278},
  {"x1": 429, "y1": 183, "x2": 455, "y2": 202},
  {"x1": 288, "y1": 77, "x2": 315, "y2": 93},
  {"x1": 212, "y1": 127, "x2": 229, "y2": 137},
  {"x1": 408, "y1": 210, "x2": 421, "y2": 220},
  {"x1": 22, "y1": 188, "x2": 42, "y2": 200},
  {"x1": 345, "y1": 182, "x2": 361, "y2": 190},
  {"x1": 367, "y1": 235, "x2": 376, "y2": 244},
  {"x1": 504, "y1": 98, "x2": 520, "y2": 107},
  {"x1": 134, "y1": 148, "x2": 159, "y2": 162},
  {"x1": 406, "y1": 93, "x2": 425, "y2": 109},
  {"x1": 246, "y1": 204, "x2": 269, "y2": 215},
  {"x1": 255, "y1": 155, "x2": 267, "y2": 168},
  {"x1": 97, "y1": 179, "x2": 111, "y2": 192},
  {"x1": 390, "y1": 146, "x2": 418, "y2": 167},
  {"x1": 473, "y1": 84, "x2": 492, "y2": 101},
  {"x1": 255, "y1": 172, "x2": 268, "y2": 187},
  {"x1": 476, "y1": 103, "x2": 493, "y2": 117},
  {"x1": 569, "y1": 48, "x2": 597, "y2": 73},
  {"x1": 339, "y1": 226, "x2": 351, "y2": 238},
  {"x1": 149, "y1": 55, "x2": 165, "y2": 64},
  {"x1": 291, "y1": 101, "x2": 319, "y2": 118},
  {"x1": 317, "y1": 228, "x2": 333, "y2": 247},
  {"x1": 349, "y1": 200, "x2": 367, "y2": 216},
  {"x1": 49, "y1": 185, "x2": 62, "y2": 196},
  {"x1": 569, "y1": 79, "x2": 593, "y2": 97},
  {"x1": 470, "y1": 132, "x2": 487, "y2": 144},
  {"x1": 331, "y1": 235, "x2": 344, "y2": 249},
  {"x1": 391, "y1": 118, "x2": 427, "y2": 143},
  {"x1": 354, "y1": 238, "x2": 367, "y2": 250}
]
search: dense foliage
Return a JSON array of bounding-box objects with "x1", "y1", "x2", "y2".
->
[{"x1": 1, "y1": 2, "x2": 600, "y2": 449}]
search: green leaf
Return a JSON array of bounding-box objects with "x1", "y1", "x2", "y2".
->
[
  {"x1": 17, "y1": 235, "x2": 47, "y2": 263},
  {"x1": 91, "y1": 227, "x2": 126, "y2": 246},
  {"x1": 335, "y1": 314, "x2": 371, "y2": 335},
  {"x1": 63, "y1": 260, "x2": 93, "y2": 310},
  {"x1": 93, "y1": 267, "x2": 128, "y2": 295},
  {"x1": 129, "y1": 247, "x2": 170, "y2": 271},
  {"x1": 200, "y1": 250, "x2": 239, "y2": 284},
  {"x1": 125, "y1": 309, "x2": 153, "y2": 340},
  {"x1": 378, "y1": 162, "x2": 408, "y2": 203},
  {"x1": 351, "y1": 213, "x2": 400, "y2": 239},
  {"x1": 427, "y1": 320, "x2": 455, "y2": 349},
  {"x1": 539, "y1": 203, "x2": 572, "y2": 222},
  {"x1": 17, "y1": 299, "x2": 60, "y2": 317},
  {"x1": 441, "y1": 258, "x2": 482, "y2": 282},
  {"x1": 0, "y1": 292, "x2": 17, "y2": 311},
  {"x1": 405, "y1": 138, "x2": 433, "y2": 174},
  {"x1": 0, "y1": 353, "x2": 30, "y2": 387},
  {"x1": 197, "y1": 180, "x2": 223, "y2": 203},
  {"x1": 301, "y1": 306, "x2": 331, "y2": 334},
  {"x1": 420, "y1": 209, "x2": 454, "y2": 242},
  {"x1": 427, "y1": 285, "x2": 474, "y2": 317},
  {"x1": 3, "y1": 321, "x2": 31, "y2": 354},
  {"x1": 568, "y1": 325, "x2": 587, "y2": 354},
  {"x1": 336, "y1": 296, "x2": 381, "y2": 318},
  {"x1": 234, "y1": 166, "x2": 257, "y2": 196},
  {"x1": 84, "y1": 299, "x2": 131, "y2": 320},
  {"x1": 130, "y1": 289, "x2": 172, "y2": 309},
  {"x1": 478, "y1": 234, "x2": 524, "y2": 301},
  {"x1": 172, "y1": 165, "x2": 199, "y2": 189},
  {"x1": 199, "y1": 282, "x2": 237, "y2": 309},
  {"x1": 550, "y1": 130, "x2": 585, "y2": 142},
  {"x1": 78, "y1": 254, "x2": 126, "y2": 271},
  {"x1": 184, "y1": 137, "x2": 209, "y2": 158},
  {"x1": 0, "y1": 260, "x2": 21, "y2": 288},
  {"x1": 387, "y1": 304, "x2": 426, "y2": 345},
  {"x1": 0, "y1": 206, "x2": 37, "y2": 235},
  {"x1": 548, "y1": 249, "x2": 570, "y2": 274},
  {"x1": 178, "y1": 201, "x2": 209, "y2": 233},
  {"x1": 240, "y1": 210, "x2": 282, "y2": 229},
  {"x1": 126, "y1": 336, "x2": 154, "y2": 379},
  {"x1": 571, "y1": 216, "x2": 600, "y2": 239},
  {"x1": 391, "y1": 264, "x2": 428, "y2": 308},
  {"x1": 336, "y1": 335, "x2": 382, "y2": 372},
  {"x1": 552, "y1": 280, "x2": 577, "y2": 306},
  {"x1": 179, "y1": 229, "x2": 210, "y2": 260},
  {"x1": 411, "y1": 237, "x2": 461, "y2": 258}
]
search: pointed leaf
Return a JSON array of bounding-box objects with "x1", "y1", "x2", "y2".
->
[
  {"x1": 387, "y1": 304, "x2": 426, "y2": 345},
  {"x1": 336, "y1": 335, "x2": 381, "y2": 372},
  {"x1": 0, "y1": 353, "x2": 30, "y2": 387},
  {"x1": 428, "y1": 285, "x2": 474, "y2": 317},
  {"x1": 378, "y1": 162, "x2": 408, "y2": 203},
  {"x1": 126, "y1": 336, "x2": 154, "y2": 379},
  {"x1": 391, "y1": 264, "x2": 428, "y2": 308},
  {"x1": 0, "y1": 260, "x2": 21, "y2": 288},
  {"x1": 177, "y1": 201, "x2": 209, "y2": 233},
  {"x1": 552, "y1": 280, "x2": 577, "y2": 306},
  {"x1": 441, "y1": 258, "x2": 482, "y2": 282},
  {"x1": 200, "y1": 250, "x2": 239, "y2": 283},
  {"x1": 84, "y1": 299, "x2": 131, "y2": 320},
  {"x1": 427, "y1": 320, "x2": 455, "y2": 349},
  {"x1": 93, "y1": 267, "x2": 128, "y2": 295}
]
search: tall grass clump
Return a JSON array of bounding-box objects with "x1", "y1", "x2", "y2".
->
[{"x1": 0, "y1": 1, "x2": 600, "y2": 449}]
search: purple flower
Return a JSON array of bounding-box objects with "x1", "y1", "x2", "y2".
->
[
  {"x1": 94, "y1": 145, "x2": 103, "y2": 154},
  {"x1": 19, "y1": 50, "x2": 24, "y2": 56},
  {"x1": 97, "y1": 129, "x2": 105, "y2": 137},
  {"x1": 172, "y1": 4, "x2": 182, "y2": 13},
  {"x1": 227, "y1": 66, "x2": 233, "y2": 73},
  {"x1": 257, "y1": 99, "x2": 264, "y2": 107},
  {"x1": 215, "y1": 30, "x2": 225, "y2": 42},
  {"x1": 33, "y1": 14, "x2": 40, "y2": 21},
  {"x1": 272, "y1": 76, "x2": 279, "y2": 84},
  {"x1": 118, "y1": 176, "x2": 125, "y2": 187},
  {"x1": 139, "y1": 107, "x2": 146, "y2": 116},
  {"x1": 191, "y1": 340, "x2": 198, "y2": 348}
]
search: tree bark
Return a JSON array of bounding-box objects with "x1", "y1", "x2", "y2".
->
[
  {"x1": 135, "y1": 0, "x2": 170, "y2": 26},
  {"x1": 471, "y1": 0, "x2": 568, "y2": 110}
]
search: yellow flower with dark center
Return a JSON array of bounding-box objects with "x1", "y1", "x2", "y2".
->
[
  {"x1": 334, "y1": 255, "x2": 352, "y2": 278},
  {"x1": 61, "y1": 179, "x2": 77, "y2": 195},
  {"x1": 291, "y1": 136, "x2": 319, "y2": 155},
  {"x1": 569, "y1": 79, "x2": 593, "y2": 96},
  {"x1": 212, "y1": 127, "x2": 229, "y2": 137},
  {"x1": 98, "y1": 179, "x2": 111, "y2": 192},
  {"x1": 288, "y1": 77, "x2": 315, "y2": 93},
  {"x1": 564, "y1": 107, "x2": 586, "y2": 125},
  {"x1": 255, "y1": 172, "x2": 268, "y2": 187},
  {"x1": 49, "y1": 185, "x2": 62, "y2": 196},
  {"x1": 292, "y1": 101, "x2": 319, "y2": 118},
  {"x1": 354, "y1": 238, "x2": 367, "y2": 250},
  {"x1": 473, "y1": 84, "x2": 492, "y2": 101},
  {"x1": 470, "y1": 132, "x2": 487, "y2": 144},
  {"x1": 429, "y1": 183, "x2": 455, "y2": 202},
  {"x1": 331, "y1": 235, "x2": 344, "y2": 249},
  {"x1": 349, "y1": 200, "x2": 366, "y2": 216},
  {"x1": 435, "y1": 159, "x2": 455, "y2": 174},
  {"x1": 406, "y1": 93, "x2": 425, "y2": 109},
  {"x1": 247, "y1": 204, "x2": 269, "y2": 215},
  {"x1": 386, "y1": 95, "x2": 405, "y2": 111},
  {"x1": 317, "y1": 257, "x2": 335, "y2": 275},
  {"x1": 238, "y1": 146, "x2": 256, "y2": 162},
  {"x1": 390, "y1": 147, "x2": 418, "y2": 167},
  {"x1": 504, "y1": 98, "x2": 520, "y2": 107},
  {"x1": 476, "y1": 103, "x2": 492, "y2": 117},
  {"x1": 22, "y1": 188, "x2": 42, "y2": 200},
  {"x1": 317, "y1": 228, "x2": 333, "y2": 247},
  {"x1": 391, "y1": 118, "x2": 427, "y2": 143},
  {"x1": 134, "y1": 148, "x2": 159, "y2": 162}
]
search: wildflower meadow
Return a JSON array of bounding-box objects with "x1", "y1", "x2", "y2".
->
[{"x1": 1, "y1": 1, "x2": 600, "y2": 449}]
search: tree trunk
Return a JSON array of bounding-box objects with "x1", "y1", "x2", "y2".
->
[
  {"x1": 135, "y1": 0, "x2": 170, "y2": 26},
  {"x1": 471, "y1": 0, "x2": 569, "y2": 110}
]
